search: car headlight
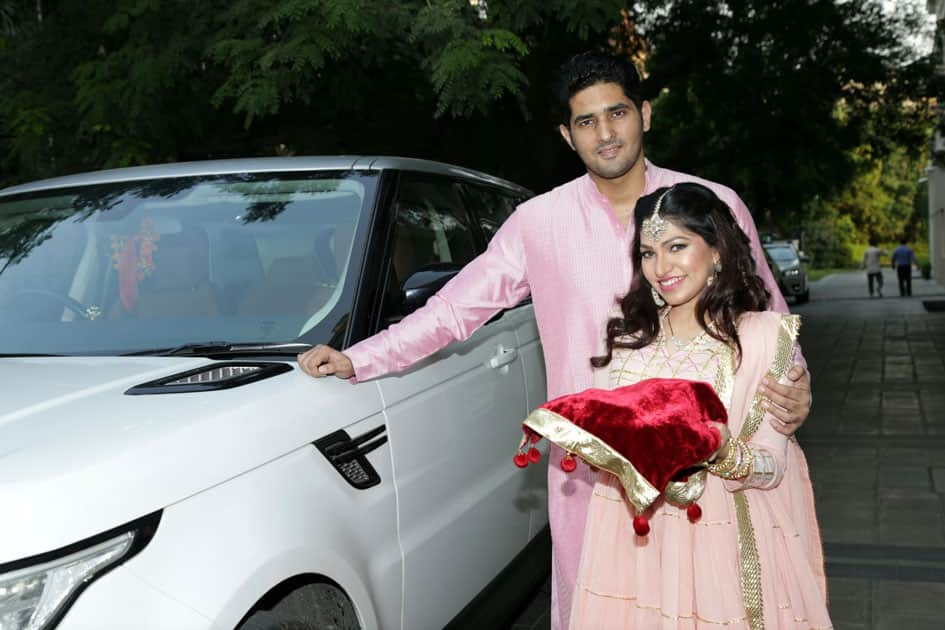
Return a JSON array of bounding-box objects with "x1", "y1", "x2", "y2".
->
[
  {"x1": 0, "y1": 512, "x2": 160, "y2": 630},
  {"x1": 783, "y1": 268, "x2": 801, "y2": 277}
]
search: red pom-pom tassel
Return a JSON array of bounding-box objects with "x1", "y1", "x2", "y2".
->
[
  {"x1": 560, "y1": 454, "x2": 577, "y2": 473},
  {"x1": 632, "y1": 515, "x2": 650, "y2": 536},
  {"x1": 687, "y1": 503, "x2": 702, "y2": 523},
  {"x1": 513, "y1": 452, "x2": 529, "y2": 468},
  {"x1": 527, "y1": 447, "x2": 541, "y2": 463}
]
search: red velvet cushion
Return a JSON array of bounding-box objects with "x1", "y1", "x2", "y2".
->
[{"x1": 535, "y1": 378, "x2": 727, "y2": 491}]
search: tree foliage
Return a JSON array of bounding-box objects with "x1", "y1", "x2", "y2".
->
[
  {"x1": 0, "y1": 0, "x2": 938, "y2": 231},
  {"x1": 628, "y1": 0, "x2": 938, "y2": 223},
  {"x1": 0, "y1": 0, "x2": 622, "y2": 189}
]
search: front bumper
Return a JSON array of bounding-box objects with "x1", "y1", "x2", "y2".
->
[{"x1": 58, "y1": 564, "x2": 214, "y2": 630}]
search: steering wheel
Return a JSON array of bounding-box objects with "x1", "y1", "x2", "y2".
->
[{"x1": 13, "y1": 289, "x2": 93, "y2": 319}]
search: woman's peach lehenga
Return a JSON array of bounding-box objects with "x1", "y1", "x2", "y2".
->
[{"x1": 569, "y1": 312, "x2": 832, "y2": 629}]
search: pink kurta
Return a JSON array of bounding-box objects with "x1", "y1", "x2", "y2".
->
[
  {"x1": 345, "y1": 161, "x2": 792, "y2": 630},
  {"x1": 570, "y1": 312, "x2": 829, "y2": 629}
]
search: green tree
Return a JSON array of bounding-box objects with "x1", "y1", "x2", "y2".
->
[
  {"x1": 0, "y1": 0, "x2": 622, "y2": 189},
  {"x1": 823, "y1": 143, "x2": 930, "y2": 241},
  {"x1": 0, "y1": 0, "x2": 938, "y2": 209},
  {"x1": 630, "y1": 0, "x2": 937, "y2": 221}
]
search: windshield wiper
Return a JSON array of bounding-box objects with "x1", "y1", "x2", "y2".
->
[{"x1": 122, "y1": 341, "x2": 313, "y2": 357}]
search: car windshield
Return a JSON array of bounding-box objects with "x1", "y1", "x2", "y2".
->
[
  {"x1": 0, "y1": 172, "x2": 374, "y2": 355},
  {"x1": 765, "y1": 246, "x2": 797, "y2": 265}
]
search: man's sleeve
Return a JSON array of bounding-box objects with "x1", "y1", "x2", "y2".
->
[{"x1": 345, "y1": 209, "x2": 531, "y2": 382}]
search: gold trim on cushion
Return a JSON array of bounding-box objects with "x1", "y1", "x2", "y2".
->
[
  {"x1": 524, "y1": 408, "x2": 661, "y2": 514},
  {"x1": 664, "y1": 469, "x2": 708, "y2": 506}
]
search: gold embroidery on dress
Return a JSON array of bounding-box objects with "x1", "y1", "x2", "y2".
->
[
  {"x1": 714, "y1": 339, "x2": 737, "y2": 411},
  {"x1": 657, "y1": 509, "x2": 733, "y2": 526},
  {"x1": 609, "y1": 330, "x2": 727, "y2": 391},
  {"x1": 734, "y1": 491, "x2": 764, "y2": 629},
  {"x1": 733, "y1": 313, "x2": 801, "y2": 630},
  {"x1": 740, "y1": 315, "x2": 800, "y2": 440},
  {"x1": 590, "y1": 491, "x2": 736, "y2": 526},
  {"x1": 578, "y1": 586, "x2": 751, "y2": 625}
]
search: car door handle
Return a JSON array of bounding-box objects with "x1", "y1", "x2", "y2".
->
[{"x1": 487, "y1": 345, "x2": 518, "y2": 369}]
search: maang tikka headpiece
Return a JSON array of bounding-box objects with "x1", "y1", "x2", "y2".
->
[{"x1": 641, "y1": 187, "x2": 672, "y2": 241}]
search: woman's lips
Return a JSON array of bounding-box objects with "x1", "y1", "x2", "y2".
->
[{"x1": 658, "y1": 276, "x2": 685, "y2": 292}]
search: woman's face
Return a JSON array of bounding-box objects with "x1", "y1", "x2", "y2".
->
[{"x1": 640, "y1": 218, "x2": 720, "y2": 310}]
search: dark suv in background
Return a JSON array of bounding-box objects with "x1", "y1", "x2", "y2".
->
[{"x1": 763, "y1": 241, "x2": 810, "y2": 304}]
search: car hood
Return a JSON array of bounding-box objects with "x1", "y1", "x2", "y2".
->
[{"x1": 0, "y1": 357, "x2": 383, "y2": 562}]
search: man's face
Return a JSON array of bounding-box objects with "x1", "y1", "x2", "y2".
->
[{"x1": 558, "y1": 81, "x2": 651, "y2": 181}]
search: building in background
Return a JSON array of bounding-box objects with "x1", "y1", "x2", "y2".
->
[{"x1": 927, "y1": 0, "x2": 945, "y2": 286}]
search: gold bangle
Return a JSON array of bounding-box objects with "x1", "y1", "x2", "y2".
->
[
  {"x1": 708, "y1": 437, "x2": 754, "y2": 480},
  {"x1": 707, "y1": 437, "x2": 739, "y2": 477},
  {"x1": 731, "y1": 439, "x2": 753, "y2": 480}
]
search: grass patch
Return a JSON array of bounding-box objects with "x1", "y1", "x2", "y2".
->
[{"x1": 808, "y1": 268, "x2": 852, "y2": 281}]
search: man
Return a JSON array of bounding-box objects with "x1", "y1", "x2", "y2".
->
[
  {"x1": 862, "y1": 240, "x2": 886, "y2": 297},
  {"x1": 299, "y1": 51, "x2": 812, "y2": 629},
  {"x1": 891, "y1": 238, "x2": 919, "y2": 297}
]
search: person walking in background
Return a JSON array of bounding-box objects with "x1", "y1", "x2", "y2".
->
[
  {"x1": 891, "y1": 238, "x2": 919, "y2": 297},
  {"x1": 862, "y1": 240, "x2": 886, "y2": 298}
]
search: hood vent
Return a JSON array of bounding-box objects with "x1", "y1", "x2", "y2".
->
[
  {"x1": 315, "y1": 426, "x2": 387, "y2": 489},
  {"x1": 125, "y1": 362, "x2": 292, "y2": 395}
]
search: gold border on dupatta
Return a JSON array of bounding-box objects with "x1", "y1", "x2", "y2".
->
[
  {"x1": 523, "y1": 408, "x2": 661, "y2": 514},
  {"x1": 733, "y1": 313, "x2": 800, "y2": 630},
  {"x1": 740, "y1": 315, "x2": 800, "y2": 439}
]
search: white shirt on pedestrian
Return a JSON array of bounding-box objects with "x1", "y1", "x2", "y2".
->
[{"x1": 863, "y1": 246, "x2": 885, "y2": 273}]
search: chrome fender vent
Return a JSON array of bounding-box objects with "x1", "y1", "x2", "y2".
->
[
  {"x1": 125, "y1": 362, "x2": 292, "y2": 395},
  {"x1": 314, "y1": 426, "x2": 387, "y2": 490}
]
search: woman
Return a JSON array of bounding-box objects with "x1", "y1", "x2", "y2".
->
[{"x1": 570, "y1": 183, "x2": 830, "y2": 629}]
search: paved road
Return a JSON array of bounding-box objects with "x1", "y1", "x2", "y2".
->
[{"x1": 508, "y1": 271, "x2": 945, "y2": 630}]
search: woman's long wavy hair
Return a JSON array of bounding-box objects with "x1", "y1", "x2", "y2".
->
[{"x1": 591, "y1": 183, "x2": 770, "y2": 368}]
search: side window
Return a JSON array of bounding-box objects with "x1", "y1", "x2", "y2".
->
[
  {"x1": 389, "y1": 176, "x2": 478, "y2": 286},
  {"x1": 463, "y1": 185, "x2": 519, "y2": 243}
]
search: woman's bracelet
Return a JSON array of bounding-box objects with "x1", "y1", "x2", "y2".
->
[
  {"x1": 707, "y1": 437, "x2": 738, "y2": 475},
  {"x1": 707, "y1": 437, "x2": 753, "y2": 480}
]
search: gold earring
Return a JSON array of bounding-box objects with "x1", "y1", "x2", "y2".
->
[
  {"x1": 651, "y1": 287, "x2": 665, "y2": 306},
  {"x1": 707, "y1": 261, "x2": 721, "y2": 287}
]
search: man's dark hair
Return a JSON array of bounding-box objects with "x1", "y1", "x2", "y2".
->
[{"x1": 555, "y1": 51, "x2": 643, "y2": 126}]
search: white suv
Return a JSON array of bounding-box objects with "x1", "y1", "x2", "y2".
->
[{"x1": 0, "y1": 157, "x2": 549, "y2": 630}]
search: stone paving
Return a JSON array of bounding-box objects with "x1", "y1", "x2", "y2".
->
[{"x1": 508, "y1": 270, "x2": 945, "y2": 630}]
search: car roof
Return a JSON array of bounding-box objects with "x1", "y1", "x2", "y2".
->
[
  {"x1": 0, "y1": 155, "x2": 532, "y2": 197},
  {"x1": 764, "y1": 242, "x2": 796, "y2": 250}
]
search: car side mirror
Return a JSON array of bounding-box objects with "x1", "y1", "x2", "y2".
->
[
  {"x1": 799, "y1": 253, "x2": 811, "y2": 263},
  {"x1": 400, "y1": 264, "x2": 462, "y2": 316}
]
